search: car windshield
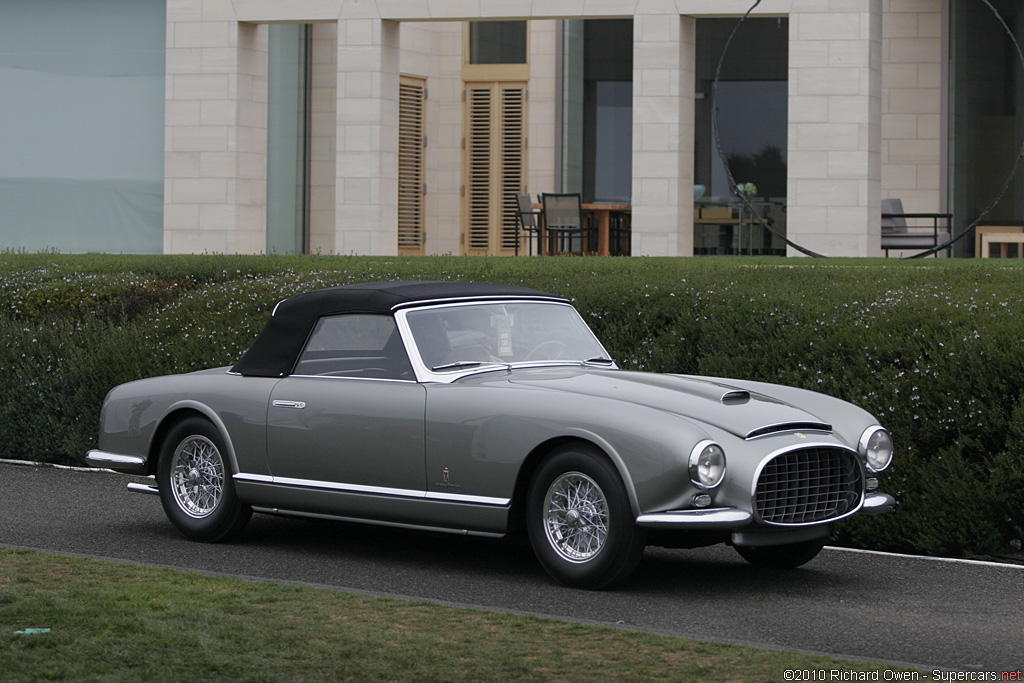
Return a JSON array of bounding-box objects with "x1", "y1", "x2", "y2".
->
[{"x1": 403, "y1": 301, "x2": 609, "y2": 372}]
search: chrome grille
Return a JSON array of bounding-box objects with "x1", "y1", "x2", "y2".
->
[{"x1": 754, "y1": 447, "x2": 863, "y2": 525}]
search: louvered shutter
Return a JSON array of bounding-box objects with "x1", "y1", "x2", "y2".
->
[
  {"x1": 462, "y1": 82, "x2": 526, "y2": 255},
  {"x1": 500, "y1": 87, "x2": 525, "y2": 251},
  {"x1": 398, "y1": 76, "x2": 426, "y2": 254},
  {"x1": 465, "y1": 85, "x2": 493, "y2": 253}
]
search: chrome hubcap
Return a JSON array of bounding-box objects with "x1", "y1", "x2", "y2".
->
[
  {"x1": 170, "y1": 435, "x2": 224, "y2": 519},
  {"x1": 543, "y1": 472, "x2": 608, "y2": 563}
]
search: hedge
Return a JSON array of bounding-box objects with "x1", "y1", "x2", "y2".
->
[{"x1": 2, "y1": 252, "x2": 1022, "y2": 560}]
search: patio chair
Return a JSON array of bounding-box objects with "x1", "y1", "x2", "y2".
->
[
  {"x1": 541, "y1": 193, "x2": 593, "y2": 255},
  {"x1": 881, "y1": 198, "x2": 952, "y2": 257},
  {"x1": 608, "y1": 210, "x2": 631, "y2": 256},
  {"x1": 514, "y1": 194, "x2": 543, "y2": 256}
]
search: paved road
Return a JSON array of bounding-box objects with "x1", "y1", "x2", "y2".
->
[{"x1": 2, "y1": 461, "x2": 1021, "y2": 673}]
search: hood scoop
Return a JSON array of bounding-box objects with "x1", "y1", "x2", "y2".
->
[
  {"x1": 720, "y1": 390, "x2": 750, "y2": 405},
  {"x1": 745, "y1": 422, "x2": 832, "y2": 440}
]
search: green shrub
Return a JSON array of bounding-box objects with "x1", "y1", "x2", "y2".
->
[{"x1": 1, "y1": 253, "x2": 1021, "y2": 559}]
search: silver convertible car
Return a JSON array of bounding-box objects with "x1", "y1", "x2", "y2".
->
[{"x1": 87, "y1": 281, "x2": 895, "y2": 588}]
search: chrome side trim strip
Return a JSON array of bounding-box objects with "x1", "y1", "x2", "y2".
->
[
  {"x1": 85, "y1": 450, "x2": 146, "y2": 468},
  {"x1": 425, "y1": 490, "x2": 510, "y2": 506},
  {"x1": 234, "y1": 473, "x2": 510, "y2": 507},
  {"x1": 635, "y1": 507, "x2": 752, "y2": 529},
  {"x1": 237, "y1": 473, "x2": 274, "y2": 483},
  {"x1": 250, "y1": 506, "x2": 506, "y2": 538},
  {"x1": 285, "y1": 375, "x2": 415, "y2": 384}
]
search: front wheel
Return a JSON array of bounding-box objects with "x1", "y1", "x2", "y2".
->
[
  {"x1": 526, "y1": 445, "x2": 646, "y2": 589},
  {"x1": 157, "y1": 417, "x2": 252, "y2": 542},
  {"x1": 734, "y1": 537, "x2": 826, "y2": 568}
]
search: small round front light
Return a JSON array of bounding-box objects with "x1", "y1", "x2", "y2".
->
[
  {"x1": 860, "y1": 427, "x2": 894, "y2": 473},
  {"x1": 689, "y1": 441, "x2": 726, "y2": 489}
]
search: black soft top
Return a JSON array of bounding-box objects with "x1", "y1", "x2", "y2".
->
[{"x1": 231, "y1": 280, "x2": 565, "y2": 377}]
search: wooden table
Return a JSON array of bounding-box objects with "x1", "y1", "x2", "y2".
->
[
  {"x1": 583, "y1": 203, "x2": 631, "y2": 256},
  {"x1": 532, "y1": 202, "x2": 631, "y2": 256}
]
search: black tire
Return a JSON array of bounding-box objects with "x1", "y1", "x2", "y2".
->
[
  {"x1": 526, "y1": 444, "x2": 647, "y2": 589},
  {"x1": 157, "y1": 416, "x2": 252, "y2": 542},
  {"x1": 734, "y1": 537, "x2": 827, "y2": 569}
]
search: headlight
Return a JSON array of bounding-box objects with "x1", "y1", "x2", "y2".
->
[
  {"x1": 859, "y1": 426, "x2": 893, "y2": 473},
  {"x1": 689, "y1": 441, "x2": 726, "y2": 489}
]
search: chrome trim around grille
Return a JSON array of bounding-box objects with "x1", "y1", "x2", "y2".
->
[{"x1": 751, "y1": 444, "x2": 864, "y2": 526}]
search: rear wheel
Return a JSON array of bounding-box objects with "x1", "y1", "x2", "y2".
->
[
  {"x1": 526, "y1": 445, "x2": 646, "y2": 589},
  {"x1": 734, "y1": 538, "x2": 826, "y2": 568},
  {"x1": 157, "y1": 417, "x2": 251, "y2": 542}
]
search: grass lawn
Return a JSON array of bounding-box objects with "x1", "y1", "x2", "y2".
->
[{"x1": 0, "y1": 547, "x2": 920, "y2": 682}]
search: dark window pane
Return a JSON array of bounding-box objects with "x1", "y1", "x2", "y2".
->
[{"x1": 470, "y1": 21, "x2": 526, "y2": 65}]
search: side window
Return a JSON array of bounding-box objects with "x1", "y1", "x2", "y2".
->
[{"x1": 293, "y1": 314, "x2": 414, "y2": 380}]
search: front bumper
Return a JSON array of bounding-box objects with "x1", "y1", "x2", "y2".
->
[
  {"x1": 635, "y1": 507, "x2": 752, "y2": 529},
  {"x1": 634, "y1": 492, "x2": 895, "y2": 530},
  {"x1": 858, "y1": 492, "x2": 896, "y2": 515}
]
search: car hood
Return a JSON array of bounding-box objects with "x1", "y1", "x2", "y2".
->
[{"x1": 504, "y1": 368, "x2": 831, "y2": 440}]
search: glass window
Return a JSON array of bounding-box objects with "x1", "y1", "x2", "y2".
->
[
  {"x1": 294, "y1": 315, "x2": 413, "y2": 379},
  {"x1": 267, "y1": 24, "x2": 309, "y2": 256},
  {"x1": 694, "y1": 17, "x2": 789, "y2": 256},
  {"x1": 695, "y1": 18, "x2": 788, "y2": 203},
  {"x1": 950, "y1": 0, "x2": 1023, "y2": 256},
  {"x1": 469, "y1": 21, "x2": 527, "y2": 65},
  {"x1": 0, "y1": 0, "x2": 165, "y2": 253},
  {"x1": 561, "y1": 20, "x2": 633, "y2": 204}
]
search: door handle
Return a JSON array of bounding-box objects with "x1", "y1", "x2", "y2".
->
[{"x1": 272, "y1": 400, "x2": 306, "y2": 409}]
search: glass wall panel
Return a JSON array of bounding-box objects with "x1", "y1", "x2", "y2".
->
[
  {"x1": 695, "y1": 18, "x2": 788, "y2": 256},
  {"x1": 0, "y1": 0, "x2": 165, "y2": 253},
  {"x1": 560, "y1": 21, "x2": 585, "y2": 196},
  {"x1": 950, "y1": 0, "x2": 1023, "y2": 256},
  {"x1": 560, "y1": 20, "x2": 632, "y2": 203},
  {"x1": 583, "y1": 20, "x2": 632, "y2": 203},
  {"x1": 266, "y1": 24, "x2": 310, "y2": 256}
]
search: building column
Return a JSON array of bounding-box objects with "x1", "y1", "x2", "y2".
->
[
  {"x1": 308, "y1": 23, "x2": 339, "y2": 255},
  {"x1": 631, "y1": 10, "x2": 696, "y2": 257},
  {"x1": 334, "y1": 18, "x2": 400, "y2": 255},
  {"x1": 164, "y1": 7, "x2": 268, "y2": 255},
  {"x1": 787, "y1": 0, "x2": 883, "y2": 257}
]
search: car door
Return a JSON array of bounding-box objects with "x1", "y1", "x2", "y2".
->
[{"x1": 264, "y1": 313, "x2": 426, "y2": 494}]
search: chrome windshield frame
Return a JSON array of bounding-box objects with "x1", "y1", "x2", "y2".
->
[{"x1": 394, "y1": 300, "x2": 614, "y2": 384}]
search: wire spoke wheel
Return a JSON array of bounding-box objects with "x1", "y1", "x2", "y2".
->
[
  {"x1": 543, "y1": 472, "x2": 609, "y2": 563},
  {"x1": 527, "y1": 445, "x2": 646, "y2": 588},
  {"x1": 158, "y1": 417, "x2": 251, "y2": 542},
  {"x1": 170, "y1": 435, "x2": 224, "y2": 519}
]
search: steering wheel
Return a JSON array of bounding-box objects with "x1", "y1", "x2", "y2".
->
[{"x1": 525, "y1": 340, "x2": 569, "y2": 361}]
